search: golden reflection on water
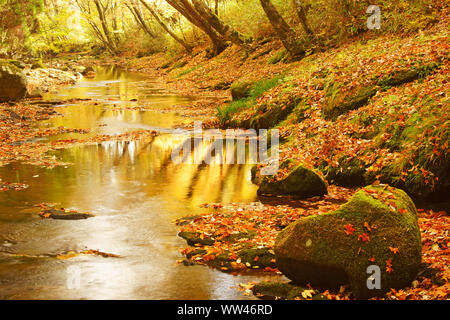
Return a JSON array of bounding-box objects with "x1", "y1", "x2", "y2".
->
[{"x1": 59, "y1": 134, "x2": 258, "y2": 209}]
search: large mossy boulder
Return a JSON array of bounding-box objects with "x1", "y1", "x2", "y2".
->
[
  {"x1": 275, "y1": 185, "x2": 422, "y2": 299},
  {"x1": 230, "y1": 80, "x2": 253, "y2": 101},
  {"x1": 255, "y1": 162, "x2": 328, "y2": 199},
  {"x1": 0, "y1": 60, "x2": 28, "y2": 102}
]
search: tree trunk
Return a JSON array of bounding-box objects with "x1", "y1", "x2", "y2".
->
[
  {"x1": 139, "y1": 0, "x2": 193, "y2": 53},
  {"x1": 93, "y1": 0, "x2": 118, "y2": 54},
  {"x1": 165, "y1": 0, "x2": 226, "y2": 56},
  {"x1": 127, "y1": 1, "x2": 156, "y2": 38},
  {"x1": 191, "y1": 0, "x2": 249, "y2": 48},
  {"x1": 291, "y1": 0, "x2": 314, "y2": 37},
  {"x1": 259, "y1": 0, "x2": 304, "y2": 58}
]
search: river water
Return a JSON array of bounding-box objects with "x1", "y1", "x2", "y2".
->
[{"x1": 0, "y1": 66, "x2": 279, "y2": 300}]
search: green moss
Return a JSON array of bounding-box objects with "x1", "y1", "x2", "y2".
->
[
  {"x1": 258, "y1": 163, "x2": 328, "y2": 198},
  {"x1": 230, "y1": 80, "x2": 254, "y2": 101},
  {"x1": 244, "y1": 97, "x2": 301, "y2": 130},
  {"x1": 177, "y1": 65, "x2": 200, "y2": 78},
  {"x1": 378, "y1": 62, "x2": 441, "y2": 90},
  {"x1": 168, "y1": 60, "x2": 187, "y2": 72},
  {"x1": 178, "y1": 231, "x2": 215, "y2": 246},
  {"x1": 223, "y1": 231, "x2": 257, "y2": 243},
  {"x1": 7, "y1": 60, "x2": 25, "y2": 69},
  {"x1": 31, "y1": 59, "x2": 45, "y2": 69},
  {"x1": 252, "y1": 281, "x2": 327, "y2": 300},
  {"x1": 219, "y1": 76, "x2": 286, "y2": 127},
  {"x1": 326, "y1": 157, "x2": 367, "y2": 187},
  {"x1": 323, "y1": 63, "x2": 442, "y2": 120},
  {"x1": 217, "y1": 98, "x2": 252, "y2": 127},
  {"x1": 237, "y1": 247, "x2": 276, "y2": 268},
  {"x1": 268, "y1": 49, "x2": 287, "y2": 64},
  {"x1": 287, "y1": 100, "x2": 312, "y2": 123},
  {"x1": 323, "y1": 84, "x2": 377, "y2": 120}
]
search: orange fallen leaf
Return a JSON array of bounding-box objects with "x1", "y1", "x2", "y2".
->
[
  {"x1": 344, "y1": 224, "x2": 355, "y2": 235},
  {"x1": 358, "y1": 233, "x2": 370, "y2": 242},
  {"x1": 389, "y1": 247, "x2": 400, "y2": 254}
]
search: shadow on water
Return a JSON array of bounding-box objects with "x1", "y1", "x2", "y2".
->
[{"x1": 0, "y1": 66, "x2": 280, "y2": 300}]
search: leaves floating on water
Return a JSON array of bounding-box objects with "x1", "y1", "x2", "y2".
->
[{"x1": 0, "y1": 182, "x2": 29, "y2": 192}]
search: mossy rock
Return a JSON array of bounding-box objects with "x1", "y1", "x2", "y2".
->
[
  {"x1": 169, "y1": 60, "x2": 187, "y2": 72},
  {"x1": 230, "y1": 80, "x2": 254, "y2": 101},
  {"x1": 323, "y1": 64, "x2": 441, "y2": 120},
  {"x1": 39, "y1": 209, "x2": 94, "y2": 220},
  {"x1": 237, "y1": 247, "x2": 276, "y2": 269},
  {"x1": 379, "y1": 70, "x2": 420, "y2": 88},
  {"x1": 252, "y1": 281, "x2": 327, "y2": 300},
  {"x1": 0, "y1": 60, "x2": 28, "y2": 102},
  {"x1": 207, "y1": 247, "x2": 276, "y2": 271},
  {"x1": 268, "y1": 49, "x2": 287, "y2": 64},
  {"x1": 275, "y1": 185, "x2": 422, "y2": 299},
  {"x1": 213, "y1": 81, "x2": 232, "y2": 90},
  {"x1": 243, "y1": 100, "x2": 299, "y2": 130},
  {"x1": 72, "y1": 65, "x2": 86, "y2": 74},
  {"x1": 8, "y1": 60, "x2": 26, "y2": 69},
  {"x1": 159, "y1": 61, "x2": 172, "y2": 69},
  {"x1": 288, "y1": 100, "x2": 312, "y2": 123},
  {"x1": 323, "y1": 84, "x2": 377, "y2": 120},
  {"x1": 257, "y1": 163, "x2": 328, "y2": 199},
  {"x1": 185, "y1": 249, "x2": 207, "y2": 260},
  {"x1": 178, "y1": 231, "x2": 215, "y2": 246},
  {"x1": 31, "y1": 60, "x2": 46, "y2": 69},
  {"x1": 326, "y1": 157, "x2": 367, "y2": 187},
  {"x1": 378, "y1": 63, "x2": 441, "y2": 89},
  {"x1": 81, "y1": 66, "x2": 95, "y2": 75}
]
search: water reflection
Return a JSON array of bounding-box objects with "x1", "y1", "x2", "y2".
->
[
  {"x1": 0, "y1": 66, "x2": 276, "y2": 300},
  {"x1": 40, "y1": 65, "x2": 194, "y2": 138}
]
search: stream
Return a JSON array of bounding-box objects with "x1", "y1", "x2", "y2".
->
[{"x1": 0, "y1": 66, "x2": 280, "y2": 300}]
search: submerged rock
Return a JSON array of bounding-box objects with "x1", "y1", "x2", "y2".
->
[
  {"x1": 81, "y1": 66, "x2": 95, "y2": 76},
  {"x1": 39, "y1": 208, "x2": 94, "y2": 220},
  {"x1": 275, "y1": 185, "x2": 422, "y2": 299},
  {"x1": 0, "y1": 60, "x2": 28, "y2": 102},
  {"x1": 255, "y1": 162, "x2": 328, "y2": 199}
]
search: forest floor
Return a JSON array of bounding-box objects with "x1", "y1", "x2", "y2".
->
[{"x1": 1, "y1": 15, "x2": 448, "y2": 300}]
